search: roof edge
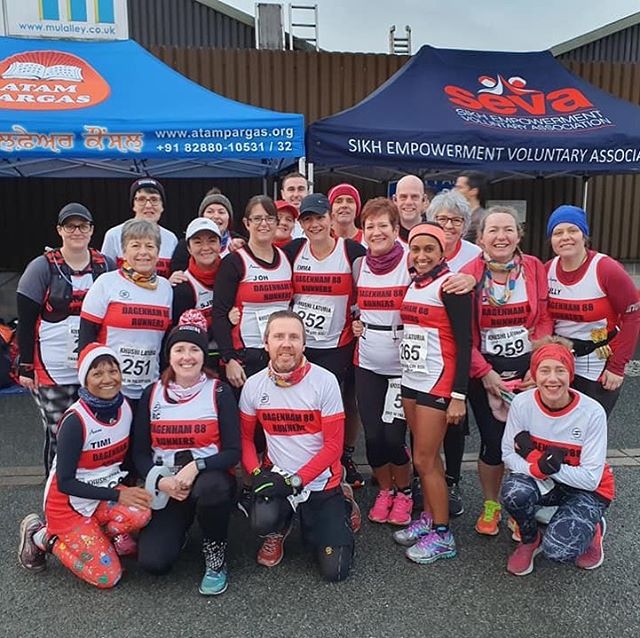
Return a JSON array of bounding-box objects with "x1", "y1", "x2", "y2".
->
[
  {"x1": 193, "y1": 0, "x2": 255, "y2": 28},
  {"x1": 551, "y1": 11, "x2": 640, "y2": 56}
]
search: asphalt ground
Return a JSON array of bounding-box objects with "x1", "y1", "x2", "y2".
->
[{"x1": 1, "y1": 378, "x2": 640, "y2": 637}]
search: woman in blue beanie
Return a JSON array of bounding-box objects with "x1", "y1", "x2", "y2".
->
[{"x1": 546, "y1": 205, "x2": 640, "y2": 415}]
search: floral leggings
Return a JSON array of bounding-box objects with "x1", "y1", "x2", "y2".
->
[
  {"x1": 501, "y1": 473, "x2": 608, "y2": 563},
  {"x1": 50, "y1": 499, "x2": 150, "y2": 589}
]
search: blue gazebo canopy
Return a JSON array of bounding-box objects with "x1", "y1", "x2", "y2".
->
[{"x1": 0, "y1": 36, "x2": 304, "y2": 177}]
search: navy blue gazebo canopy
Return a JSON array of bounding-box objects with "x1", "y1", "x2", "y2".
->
[
  {"x1": 0, "y1": 36, "x2": 304, "y2": 178},
  {"x1": 307, "y1": 45, "x2": 640, "y2": 176}
]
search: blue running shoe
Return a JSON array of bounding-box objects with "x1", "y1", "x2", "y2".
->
[
  {"x1": 199, "y1": 564, "x2": 228, "y2": 596},
  {"x1": 393, "y1": 512, "x2": 433, "y2": 547},
  {"x1": 405, "y1": 530, "x2": 457, "y2": 564}
]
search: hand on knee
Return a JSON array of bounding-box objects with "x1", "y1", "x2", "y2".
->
[{"x1": 317, "y1": 544, "x2": 353, "y2": 582}]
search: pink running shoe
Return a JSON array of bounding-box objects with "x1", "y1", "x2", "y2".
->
[
  {"x1": 368, "y1": 489, "x2": 394, "y2": 524},
  {"x1": 387, "y1": 492, "x2": 413, "y2": 526},
  {"x1": 112, "y1": 533, "x2": 138, "y2": 557}
]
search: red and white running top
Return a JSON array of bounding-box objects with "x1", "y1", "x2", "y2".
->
[
  {"x1": 479, "y1": 274, "x2": 532, "y2": 358},
  {"x1": 400, "y1": 276, "x2": 458, "y2": 397},
  {"x1": 80, "y1": 270, "x2": 173, "y2": 398},
  {"x1": 291, "y1": 237, "x2": 355, "y2": 349},
  {"x1": 147, "y1": 377, "x2": 222, "y2": 468},
  {"x1": 184, "y1": 270, "x2": 213, "y2": 328},
  {"x1": 232, "y1": 247, "x2": 293, "y2": 350},
  {"x1": 354, "y1": 249, "x2": 411, "y2": 376},
  {"x1": 239, "y1": 363, "x2": 344, "y2": 491},
  {"x1": 101, "y1": 222, "x2": 178, "y2": 279},
  {"x1": 502, "y1": 388, "x2": 615, "y2": 502},
  {"x1": 446, "y1": 239, "x2": 481, "y2": 273},
  {"x1": 547, "y1": 253, "x2": 618, "y2": 381},
  {"x1": 44, "y1": 399, "x2": 132, "y2": 533}
]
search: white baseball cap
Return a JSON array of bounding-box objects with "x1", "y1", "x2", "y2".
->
[{"x1": 185, "y1": 217, "x2": 222, "y2": 241}]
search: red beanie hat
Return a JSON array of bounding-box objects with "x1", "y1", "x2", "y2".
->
[
  {"x1": 328, "y1": 183, "x2": 362, "y2": 217},
  {"x1": 78, "y1": 343, "x2": 119, "y2": 387},
  {"x1": 530, "y1": 344, "x2": 575, "y2": 383}
]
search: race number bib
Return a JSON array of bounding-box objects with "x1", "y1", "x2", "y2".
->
[
  {"x1": 118, "y1": 344, "x2": 157, "y2": 386},
  {"x1": 65, "y1": 317, "x2": 81, "y2": 365},
  {"x1": 399, "y1": 327, "x2": 428, "y2": 373},
  {"x1": 382, "y1": 378, "x2": 404, "y2": 423},
  {"x1": 293, "y1": 299, "x2": 333, "y2": 338},
  {"x1": 481, "y1": 326, "x2": 531, "y2": 357},
  {"x1": 256, "y1": 310, "x2": 273, "y2": 340}
]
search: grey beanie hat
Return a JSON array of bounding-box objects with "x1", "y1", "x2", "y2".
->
[{"x1": 198, "y1": 194, "x2": 233, "y2": 218}]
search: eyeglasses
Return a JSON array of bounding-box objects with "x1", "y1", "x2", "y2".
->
[
  {"x1": 248, "y1": 215, "x2": 278, "y2": 225},
  {"x1": 434, "y1": 215, "x2": 465, "y2": 228},
  {"x1": 60, "y1": 222, "x2": 92, "y2": 234},
  {"x1": 134, "y1": 195, "x2": 162, "y2": 206}
]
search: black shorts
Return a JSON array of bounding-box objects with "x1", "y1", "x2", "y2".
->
[
  {"x1": 299, "y1": 487, "x2": 354, "y2": 549},
  {"x1": 401, "y1": 385, "x2": 450, "y2": 412}
]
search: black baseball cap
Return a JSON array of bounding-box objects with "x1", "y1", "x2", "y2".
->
[
  {"x1": 58, "y1": 202, "x2": 93, "y2": 225},
  {"x1": 299, "y1": 193, "x2": 331, "y2": 218}
]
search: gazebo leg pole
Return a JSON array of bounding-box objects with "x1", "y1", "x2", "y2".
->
[{"x1": 582, "y1": 176, "x2": 590, "y2": 210}]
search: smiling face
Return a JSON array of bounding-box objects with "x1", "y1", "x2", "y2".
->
[
  {"x1": 331, "y1": 195, "x2": 357, "y2": 227},
  {"x1": 57, "y1": 215, "x2": 94, "y2": 251},
  {"x1": 244, "y1": 203, "x2": 277, "y2": 244},
  {"x1": 363, "y1": 211, "x2": 398, "y2": 256},
  {"x1": 169, "y1": 342, "x2": 204, "y2": 386},
  {"x1": 550, "y1": 222, "x2": 587, "y2": 260},
  {"x1": 188, "y1": 230, "x2": 221, "y2": 268},
  {"x1": 201, "y1": 203, "x2": 230, "y2": 234},
  {"x1": 479, "y1": 212, "x2": 521, "y2": 263},
  {"x1": 535, "y1": 358, "x2": 571, "y2": 408},
  {"x1": 281, "y1": 176, "x2": 308, "y2": 209},
  {"x1": 409, "y1": 235, "x2": 443, "y2": 275},
  {"x1": 265, "y1": 316, "x2": 305, "y2": 373},
  {"x1": 85, "y1": 358, "x2": 122, "y2": 400},
  {"x1": 433, "y1": 207, "x2": 465, "y2": 251},
  {"x1": 132, "y1": 188, "x2": 164, "y2": 223},
  {"x1": 122, "y1": 236, "x2": 159, "y2": 275},
  {"x1": 275, "y1": 211, "x2": 296, "y2": 242},
  {"x1": 300, "y1": 212, "x2": 331, "y2": 243},
  {"x1": 393, "y1": 177, "x2": 426, "y2": 227}
]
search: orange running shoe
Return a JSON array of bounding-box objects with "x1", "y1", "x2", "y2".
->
[{"x1": 475, "y1": 500, "x2": 501, "y2": 536}]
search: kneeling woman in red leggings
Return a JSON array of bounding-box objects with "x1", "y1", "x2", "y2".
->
[{"x1": 18, "y1": 343, "x2": 152, "y2": 588}]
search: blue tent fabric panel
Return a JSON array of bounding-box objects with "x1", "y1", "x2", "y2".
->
[
  {"x1": 0, "y1": 37, "x2": 304, "y2": 165},
  {"x1": 307, "y1": 45, "x2": 640, "y2": 175}
]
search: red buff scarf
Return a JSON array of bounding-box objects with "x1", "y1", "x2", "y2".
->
[
  {"x1": 412, "y1": 260, "x2": 450, "y2": 289},
  {"x1": 188, "y1": 256, "x2": 219, "y2": 288},
  {"x1": 120, "y1": 261, "x2": 157, "y2": 290},
  {"x1": 268, "y1": 357, "x2": 311, "y2": 387}
]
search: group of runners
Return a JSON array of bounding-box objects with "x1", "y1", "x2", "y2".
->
[{"x1": 14, "y1": 170, "x2": 639, "y2": 593}]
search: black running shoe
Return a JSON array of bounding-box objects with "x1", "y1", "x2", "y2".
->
[
  {"x1": 448, "y1": 482, "x2": 464, "y2": 517},
  {"x1": 411, "y1": 476, "x2": 423, "y2": 511},
  {"x1": 341, "y1": 456, "x2": 364, "y2": 489},
  {"x1": 237, "y1": 485, "x2": 252, "y2": 517}
]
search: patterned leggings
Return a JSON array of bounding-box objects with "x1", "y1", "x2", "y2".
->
[
  {"x1": 501, "y1": 473, "x2": 608, "y2": 563},
  {"x1": 32, "y1": 384, "x2": 79, "y2": 475},
  {"x1": 50, "y1": 499, "x2": 150, "y2": 589}
]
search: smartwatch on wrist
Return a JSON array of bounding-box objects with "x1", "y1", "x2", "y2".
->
[
  {"x1": 450, "y1": 392, "x2": 466, "y2": 401},
  {"x1": 289, "y1": 474, "x2": 303, "y2": 493},
  {"x1": 195, "y1": 458, "x2": 207, "y2": 472}
]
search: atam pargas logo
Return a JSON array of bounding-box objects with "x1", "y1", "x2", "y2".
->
[
  {"x1": 0, "y1": 50, "x2": 110, "y2": 110},
  {"x1": 444, "y1": 73, "x2": 593, "y2": 116}
]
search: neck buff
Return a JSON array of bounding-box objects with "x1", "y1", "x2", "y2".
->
[
  {"x1": 120, "y1": 260, "x2": 158, "y2": 290},
  {"x1": 365, "y1": 240, "x2": 404, "y2": 275},
  {"x1": 188, "y1": 256, "x2": 218, "y2": 288},
  {"x1": 220, "y1": 230, "x2": 230, "y2": 251},
  {"x1": 78, "y1": 387, "x2": 124, "y2": 423},
  {"x1": 481, "y1": 249, "x2": 522, "y2": 306},
  {"x1": 268, "y1": 357, "x2": 311, "y2": 387},
  {"x1": 167, "y1": 372, "x2": 207, "y2": 402},
  {"x1": 412, "y1": 259, "x2": 450, "y2": 288}
]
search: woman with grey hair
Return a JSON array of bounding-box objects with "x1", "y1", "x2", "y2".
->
[
  {"x1": 424, "y1": 189, "x2": 481, "y2": 517},
  {"x1": 79, "y1": 219, "x2": 173, "y2": 404}
]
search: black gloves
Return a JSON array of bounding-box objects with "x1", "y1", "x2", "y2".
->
[
  {"x1": 536, "y1": 447, "x2": 566, "y2": 475},
  {"x1": 251, "y1": 470, "x2": 295, "y2": 498},
  {"x1": 514, "y1": 431, "x2": 535, "y2": 459}
]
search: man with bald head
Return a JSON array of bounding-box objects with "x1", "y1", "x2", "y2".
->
[{"x1": 392, "y1": 175, "x2": 429, "y2": 244}]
